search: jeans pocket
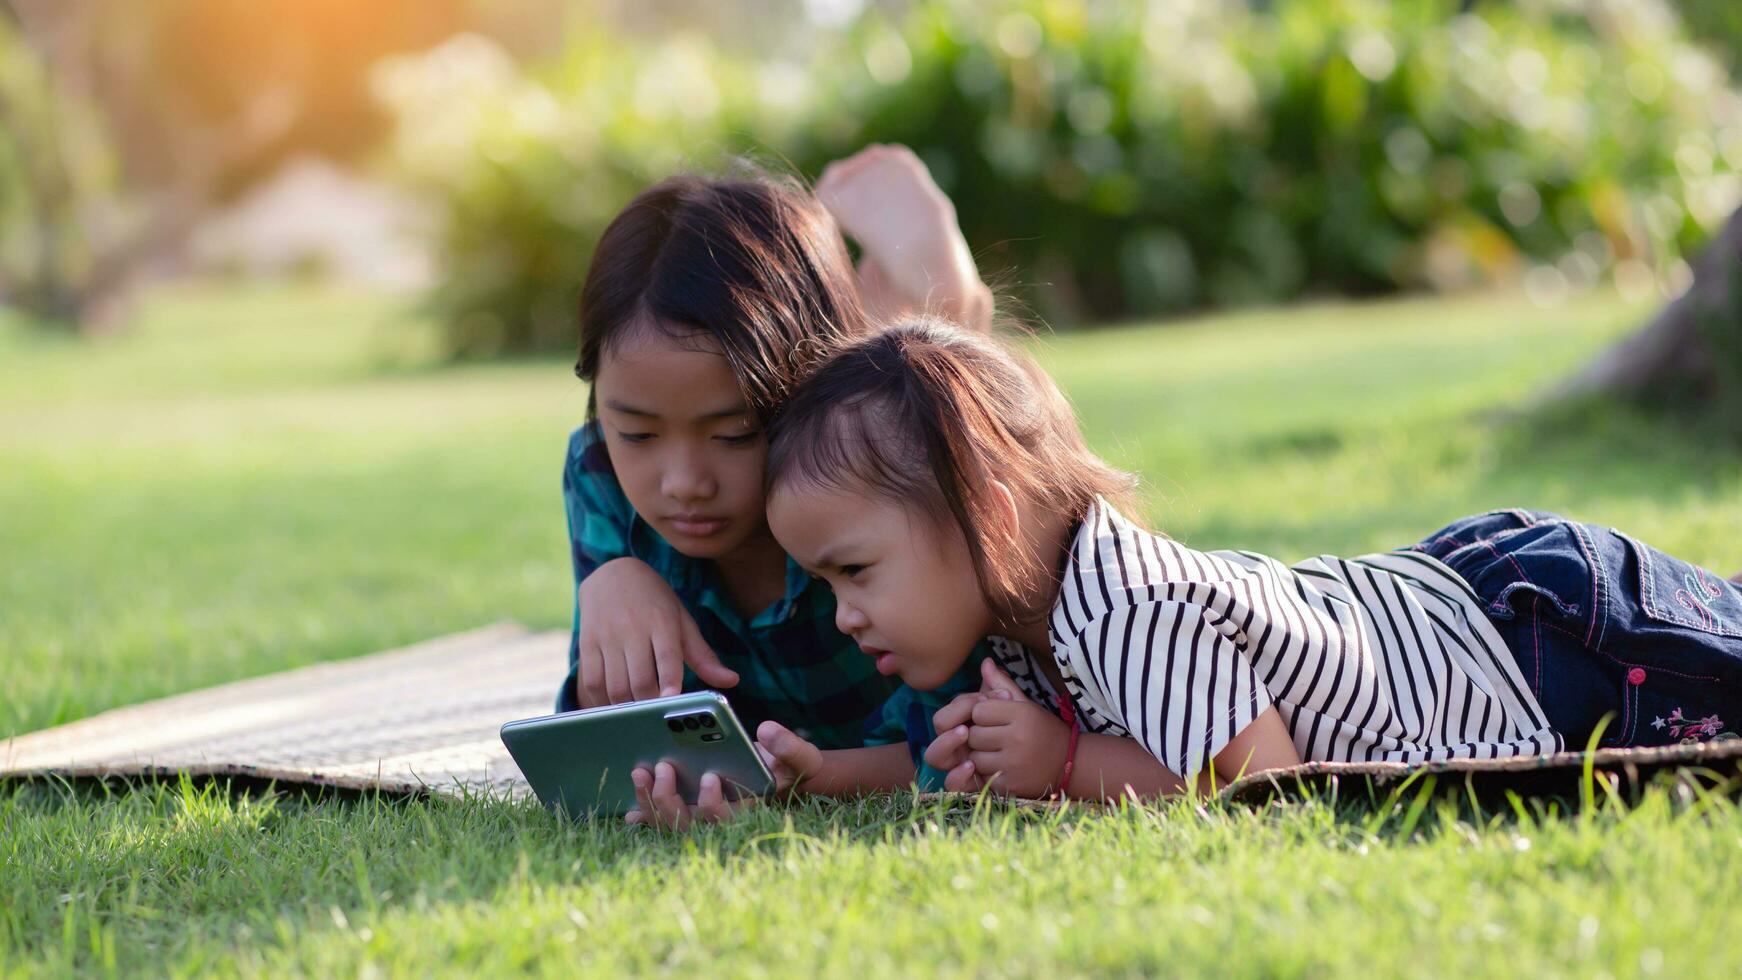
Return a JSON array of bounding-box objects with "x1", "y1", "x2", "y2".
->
[
  {"x1": 1618, "y1": 532, "x2": 1742, "y2": 639},
  {"x1": 1438, "y1": 520, "x2": 1591, "y2": 628}
]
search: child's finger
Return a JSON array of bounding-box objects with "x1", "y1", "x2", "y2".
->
[
  {"x1": 932, "y1": 693, "x2": 985, "y2": 732},
  {"x1": 645, "y1": 619, "x2": 681, "y2": 700},
  {"x1": 922, "y1": 724, "x2": 971, "y2": 771},
  {"x1": 703, "y1": 775, "x2": 758, "y2": 823},
  {"x1": 756, "y1": 721, "x2": 823, "y2": 793},
  {"x1": 624, "y1": 809, "x2": 646, "y2": 827},
  {"x1": 966, "y1": 724, "x2": 1007, "y2": 752},
  {"x1": 756, "y1": 721, "x2": 818, "y2": 765},
  {"x1": 682, "y1": 614, "x2": 739, "y2": 690},
  {"x1": 603, "y1": 645, "x2": 632, "y2": 704},
  {"x1": 649, "y1": 762, "x2": 690, "y2": 830},
  {"x1": 627, "y1": 635, "x2": 661, "y2": 702},
  {"x1": 943, "y1": 759, "x2": 981, "y2": 793},
  {"x1": 968, "y1": 699, "x2": 1022, "y2": 727},
  {"x1": 577, "y1": 640, "x2": 606, "y2": 707},
  {"x1": 693, "y1": 772, "x2": 734, "y2": 824},
  {"x1": 967, "y1": 752, "x2": 1015, "y2": 795},
  {"x1": 755, "y1": 719, "x2": 791, "y2": 756},
  {"x1": 630, "y1": 766, "x2": 661, "y2": 828},
  {"x1": 979, "y1": 658, "x2": 1025, "y2": 696}
]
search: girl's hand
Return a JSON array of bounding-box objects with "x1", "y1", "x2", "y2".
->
[
  {"x1": 965, "y1": 697, "x2": 1069, "y2": 798},
  {"x1": 816, "y1": 143, "x2": 992, "y2": 333},
  {"x1": 576, "y1": 557, "x2": 739, "y2": 707},
  {"x1": 754, "y1": 721, "x2": 826, "y2": 796},
  {"x1": 930, "y1": 659, "x2": 1043, "y2": 793},
  {"x1": 624, "y1": 762, "x2": 754, "y2": 831},
  {"x1": 959, "y1": 660, "x2": 1067, "y2": 798},
  {"x1": 924, "y1": 690, "x2": 988, "y2": 778}
]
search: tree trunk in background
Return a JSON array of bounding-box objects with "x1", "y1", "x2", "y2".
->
[
  {"x1": 2, "y1": 0, "x2": 467, "y2": 333},
  {"x1": 1544, "y1": 205, "x2": 1742, "y2": 422}
]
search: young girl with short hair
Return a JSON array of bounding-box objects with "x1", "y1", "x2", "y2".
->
[{"x1": 763, "y1": 319, "x2": 1742, "y2": 799}]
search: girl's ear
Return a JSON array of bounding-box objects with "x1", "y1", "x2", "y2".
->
[{"x1": 988, "y1": 479, "x2": 1021, "y2": 542}]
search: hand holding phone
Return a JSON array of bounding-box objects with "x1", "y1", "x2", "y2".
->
[
  {"x1": 624, "y1": 720, "x2": 828, "y2": 829},
  {"x1": 500, "y1": 692, "x2": 772, "y2": 820}
]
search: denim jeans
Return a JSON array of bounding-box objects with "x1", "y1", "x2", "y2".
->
[{"x1": 1411, "y1": 509, "x2": 1742, "y2": 749}]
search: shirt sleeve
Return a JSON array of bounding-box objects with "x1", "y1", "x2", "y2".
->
[
  {"x1": 556, "y1": 421, "x2": 638, "y2": 712},
  {"x1": 861, "y1": 646, "x2": 988, "y2": 790},
  {"x1": 1072, "y1": 600, "x2": 1272, "y2": 781}
]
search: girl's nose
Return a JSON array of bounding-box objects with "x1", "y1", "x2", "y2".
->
[
  {"x1": 659, "y1": 446, "x2": 716, "y2": 502},
  {"x1": 835, "y1": 600, "x2": 870, "y2": 636}
]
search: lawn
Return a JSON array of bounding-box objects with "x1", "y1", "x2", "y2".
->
[{"x1": 4, "y1": 284, "x2": 1741, "y2": 976}]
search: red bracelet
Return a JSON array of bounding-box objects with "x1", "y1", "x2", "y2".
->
[{"x1": 1055, "y1": 694, "x2": 1081, "y2": 799}]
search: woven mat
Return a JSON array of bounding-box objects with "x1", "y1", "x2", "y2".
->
[
  {"x1": 1219, "y1": 740, "x2": 1742, "y2": 806},
  {"x1": 6, "y1": 622, "x2": 1739, "y2": 808},
  {"x1": 0, "y1": 623, "x2": 561, "y2": 798}
]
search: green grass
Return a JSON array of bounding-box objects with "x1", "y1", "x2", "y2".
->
[
  {"x1": 8, "y1": 779, "x2": 1742, "y2": 976},
  {"x1": 5, "y1": 283, "x2": 1742, "y2": 976}
]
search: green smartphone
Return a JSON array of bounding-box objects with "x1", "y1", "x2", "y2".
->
[{"x1": 499, "y1": 692, "x2": 773, "y2": 819}]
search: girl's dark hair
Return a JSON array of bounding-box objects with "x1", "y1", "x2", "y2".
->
[
  {"x1": 576, "y1": 169, "x2": 869, "y2": 425},
  {"x1": 766, "y1": 318, "x2": 1140, "y2": 624}
]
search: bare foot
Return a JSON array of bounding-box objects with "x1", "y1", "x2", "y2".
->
[{"x1": 815, "y1": 143, "x2": 992, "y2": 333}]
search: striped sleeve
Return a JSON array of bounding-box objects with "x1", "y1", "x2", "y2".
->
[{"x1": 1075, "y1": 600, "x2": 1272, "y2": 780}]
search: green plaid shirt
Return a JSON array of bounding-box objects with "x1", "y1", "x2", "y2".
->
[{"x1": 556, "y1": 421, "x2": 983, "y2": 781}]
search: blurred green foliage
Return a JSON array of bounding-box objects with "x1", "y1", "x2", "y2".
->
[
  {"x1": 0, "y1": 16, "x2": 121, "y2": 327},
  {"x1": 1675, "y1": 0, "x2": 1742, "y2": 66},
  {"x1": 375, "y1": 0, "x2": 1742, "y2": 356}
]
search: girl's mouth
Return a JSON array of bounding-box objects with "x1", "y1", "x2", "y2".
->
[
  {"x1": 863, "y1": 647, "x2": 900, "y2": 676},
  {"x1": 669, "y1": 516, "x2": 729, "y2": 537}
]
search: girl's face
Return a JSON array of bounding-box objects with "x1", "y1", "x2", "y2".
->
[
  {"x1": 594, "y1": 326, "x2": 769, "y2": 560},
  {"x1": 767, "y1": 481, "x2": 994, "y2": 690}
]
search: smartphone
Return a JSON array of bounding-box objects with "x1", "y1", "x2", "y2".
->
[{"x1": 499, "y1": 692, "x2": 773, "y2": 819}]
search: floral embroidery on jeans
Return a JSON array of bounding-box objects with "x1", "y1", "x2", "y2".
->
[
  {"x1": 1674, "y1": 570, "x2": 1726, "y2": 630},
  {"x1": 1651, "y1": 707, "x2": 1735, "y2": 743}
]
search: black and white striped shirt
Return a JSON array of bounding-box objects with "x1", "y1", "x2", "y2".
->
[{"x1": 994, "y1": 499, "x2": 1562, "y2": 780}]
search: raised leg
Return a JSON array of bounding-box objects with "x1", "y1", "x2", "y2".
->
[{"x1": 815, "y1": 144, "x2": 993, "y2": 334}]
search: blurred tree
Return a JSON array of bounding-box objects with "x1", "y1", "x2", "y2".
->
[
  {"x1": 0, "y1": 10, "x2": 126, "y2": 328},
  {"x1": 0, "y1": 0, "x2": 466, "y2": 332},
  {"x1": 1548, "y1": 204, "x2": 1742, "y2": 435},
  {"x1": 1675, "y1": 1, "x2": 1742, "y2": 65}
]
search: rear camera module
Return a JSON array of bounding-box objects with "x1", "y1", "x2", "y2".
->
[
  {"x1": 683, "y1": 716, "x2": 701, "y2": 730},
  {"x1": 700, "y1": 715, "x2": 718, "y2": 729}
]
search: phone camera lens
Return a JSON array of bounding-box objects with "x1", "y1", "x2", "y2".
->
[
  {"x1": 683, "y1": 716, "x2": 700, "y2": 730},
  {"x1": 666, "y1": 719, "x2": 684, "y2": 733},
  {"x1": 701, "y1": 715, "x2": 718, "y2": 729}
]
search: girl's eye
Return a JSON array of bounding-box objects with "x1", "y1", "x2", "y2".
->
[
  {"x1": 616, "y1": 432, "x2": 654, "y2": 444},
  {"x1": 840, "y1": 564, "x2": 866, "y2": 579},
  {"x1": 715, "y1": 431, "x2": 760, "y2": 446}
]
